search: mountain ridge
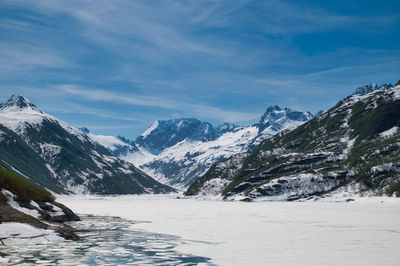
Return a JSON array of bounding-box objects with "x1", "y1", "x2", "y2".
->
[{"x1": 93, "y1": 105, "x2": 315, "y2": 188}]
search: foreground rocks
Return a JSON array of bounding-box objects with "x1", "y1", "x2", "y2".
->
[{"x1": 0, "y1": 200, "x2": 80, "y2": 243}]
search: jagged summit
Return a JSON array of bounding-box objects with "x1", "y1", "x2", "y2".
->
[
  {"x1": 258, "y1": 105, "x2": 313, "y2": 125},
  {"x1": 135, "y1": 118, "x2": 217, "y2": 154},
  {"x1": 0, "y1": 94, "x2": 41, "y2": 113},
  {"x1": 353, "y1": 82, "x2": 393, "y2": 95}
]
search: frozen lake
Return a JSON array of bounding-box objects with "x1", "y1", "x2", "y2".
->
[{"x1": 54, "y1": 195, "x2": 400, "y2": 266}]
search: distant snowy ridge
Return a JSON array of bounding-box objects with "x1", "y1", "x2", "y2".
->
[{"x1": 92, "y1": 106, "x2": 315, "y2": 188}]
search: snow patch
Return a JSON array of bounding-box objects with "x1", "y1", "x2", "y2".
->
[
  {"x1": 1, "y1": 189, "x2": 41, "y2": 218},
  {"x1": 379, "y1": 126, "x2": 398, "y2": 138},
  {"x1": 141, "y1": 121, "x2": 159, "y2": 138},
  {"x1": 40, "y1": 143, "x2": 61, "y2": 162},
  {"x1": 88, "y1": 133, "x2": 128, "y2": 151}
]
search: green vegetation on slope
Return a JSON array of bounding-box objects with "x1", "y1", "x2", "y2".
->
[
  {"x1": 0, "y1": 165, "x2": 54, "y2": 204},
  {"x1": 349, "y1": 99, "x2": 400, "y2": 143}
]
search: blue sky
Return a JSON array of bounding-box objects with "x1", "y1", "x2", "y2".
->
[{"x1": 0, "y1": 0, "x2": 399, "y2": 139}]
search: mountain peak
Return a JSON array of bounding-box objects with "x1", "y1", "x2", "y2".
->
[
  {"x1": 260, "y1": 105, "x2": 287, "y2": 124},
  {"x1": 0, "y1": 94, "x2": 41, "y2": 113},
  {"x1": 256, "y1": 105, "x2": 313, "y2": 135},
  {"x1": 136, "y1": 118, "x2": 217, "y2": 154},
  {"x1": 354, "y1": 82, "x2": 393, "y2": 95},
  {"x1": 265, "y1": 105, "x2": 282, "y2": 113}
]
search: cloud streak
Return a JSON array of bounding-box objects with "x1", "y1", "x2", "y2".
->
[{"x1": 59, "y1": 85, "x2": 259, "y2": 123}]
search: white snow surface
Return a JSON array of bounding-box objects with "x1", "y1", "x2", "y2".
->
[
  {"x1": 0, "y1": 108, "x2": 45, "y2": 136},
  {"x1": 0, "y1": 100, "x2": 87, "y2": 143},
  {"x1": 0, "y1": 222, "x2": 63, "y2": 246},
  {"x1": 59, "y1": 195, "x2": 400, "y2": 266},
  {"x1": 380, "y1": 126, "x2": 398, "y2": 138},
  {"x1": 141, "y1": 120, "x2": 159, "y2": 138},
  {"x1": 88, "y1": 133, "x2": 128, "y2": 151}
]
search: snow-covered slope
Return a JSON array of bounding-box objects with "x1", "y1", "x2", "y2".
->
[
  {"x1": 0, "y1": 94, "x2": 174, "y2": 195},
  {"x1": 94, "y1": 107, "x2": 314, "y2": 188},
  {"x1": 124, "y1": 126, "x2": 259, "y2": 188}
]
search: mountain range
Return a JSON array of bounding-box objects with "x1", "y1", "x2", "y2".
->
[
  {"x1": 91, "y1": 106, "x2": 314, "y2": 188},
  {"x1": 185, "y1": 81, "x2": 400, "y2": 201},
  {"x1": 1, "y1": 80, "x2": 398, "y2": 201}
]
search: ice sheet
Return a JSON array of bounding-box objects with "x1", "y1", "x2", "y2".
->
[{"x1": 59, "y1": 195, "x2": 400, "y2": 266}]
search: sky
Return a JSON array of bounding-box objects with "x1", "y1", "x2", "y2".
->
[{"x1": 0, "y1": 0, "x2": 399, "y2": 139}]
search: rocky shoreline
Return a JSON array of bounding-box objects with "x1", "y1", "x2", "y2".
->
[{"x1": 0, "y1": 197, "x2": 80, "y2": 253}]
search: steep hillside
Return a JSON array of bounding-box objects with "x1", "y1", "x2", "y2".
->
[
  {"x1": 0, "y1": 94, "x2": 174, "y2": 195},
  {"x1": 0, "y1": 124, "x2": 66, "y2": 193},
  {"x1": 185, "y1": 82, "x2": 400, "y2": 201}
]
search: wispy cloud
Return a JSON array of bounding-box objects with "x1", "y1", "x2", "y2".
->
[
  {"x1": 0, "y1": 42, "x2": 72, "y2": 77},
  {"x1": 58, "y1": 84, "x2": 259, "y2": 123},
  {"x1": 42, "y1": 104, "x2": 143, "y2": 122}
]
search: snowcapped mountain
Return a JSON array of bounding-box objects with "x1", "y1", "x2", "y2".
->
[
  {"x1": 0, "y1": 94, "x2": 174, "y2": 195},
  {"x1": 135, "y1": 118, "x2": 218, "y2": 154},
  {"x1": 94, "y1": 107, "x2": 314, "y2": 188},
  {"x1": 185, "y1": 81, "x2": 400, "y2": 201},
  {"x1": 250, "y1": 105, "x2": 313, "y2": 148}
]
